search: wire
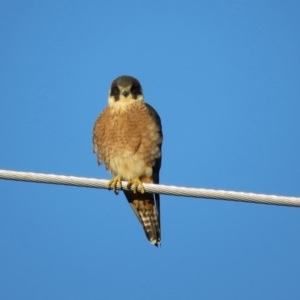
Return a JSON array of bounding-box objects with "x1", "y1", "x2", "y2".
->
[{"x1": 0, "y1": 169, "x2": 299, "y2": 207}]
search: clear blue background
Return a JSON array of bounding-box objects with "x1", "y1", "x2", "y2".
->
[{"x1": 1, "y1": 1, "x2": 300, "y2": 299}]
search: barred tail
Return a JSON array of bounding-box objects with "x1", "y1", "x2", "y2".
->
[{"x1": 124, "y1": 191, "x2": 161, "y2": 246}]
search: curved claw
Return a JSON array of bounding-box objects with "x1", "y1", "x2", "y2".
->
[
  {"x1": 108, "y1": 175, "x2": 122, "y2": 194},
  {"x1": 127, "y1": 178, "x2": 145, "y2": 194}
]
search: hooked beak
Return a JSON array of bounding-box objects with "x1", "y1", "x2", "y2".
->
[{"x1": 122, "y1": 90, "x2": 129, "y2": 97}]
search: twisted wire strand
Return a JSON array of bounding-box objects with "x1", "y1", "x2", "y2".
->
[{"x1": 0, "y1": 169, "x2": 299, "y2": 207}]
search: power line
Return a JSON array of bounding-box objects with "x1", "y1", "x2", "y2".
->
[{"x1": 0, "y1": 169, "x2": 299, "y2": 207}]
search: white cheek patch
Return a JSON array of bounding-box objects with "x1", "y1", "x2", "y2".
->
[{"x1": 108, "y1": 93, "x2": 144, "y2": 106}]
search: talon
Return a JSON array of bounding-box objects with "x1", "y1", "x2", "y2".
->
[
  {"x1": 108, "y1": 175, "x2": 122, "y2": 194},
  {"x1": 127, "y1": 178, "x2": 145, "y2": 194}
]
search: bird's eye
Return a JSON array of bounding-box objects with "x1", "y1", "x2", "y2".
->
[
  {"x1": 131, "y1": 85, "x2": 137, "y2": 93},
  {"x1": 113, "y1": 86, "x2": 119, "y2": 93}
]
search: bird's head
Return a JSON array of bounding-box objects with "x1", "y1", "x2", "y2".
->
[{"x1": 108, "y1": 75, "x2": 144, "y2": 105}]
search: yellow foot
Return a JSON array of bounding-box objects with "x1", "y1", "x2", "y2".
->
[
  {"x1": 127, "y1": 178, "x2": 145, "y2": 194},
  {"x1": 108, "y1": 175, "x2": 122, "y2": 194}
]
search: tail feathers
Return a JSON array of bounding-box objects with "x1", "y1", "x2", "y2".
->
[
  {"x1": 137, "y1": 203, "x2": 161, "y2": 246},
  {"x1": 124, "y1": 191, "x2": 161, "y2": 246}
]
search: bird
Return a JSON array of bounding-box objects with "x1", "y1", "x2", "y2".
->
[{"x1": 93, "y1": 75, "x2": 163, "y2": 246}]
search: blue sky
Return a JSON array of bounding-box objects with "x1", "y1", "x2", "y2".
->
[{"x1": 1, "y1": 1, "x2": 300, "y2": 299}]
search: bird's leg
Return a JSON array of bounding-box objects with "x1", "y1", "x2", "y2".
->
[
  {"x1": 107, "y1": 175, "x2": 122, "y2": 194},
  {"x1": 127, "y1": 178, "x2": 145, "y2": 194}
]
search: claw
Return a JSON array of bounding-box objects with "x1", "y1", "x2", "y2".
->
[
  {"x1": 108, "y1": 175, "x2": 122, "y2": 194},
  {"x1": 127, "y1": 178, "x2": 145, "y2": 194}
]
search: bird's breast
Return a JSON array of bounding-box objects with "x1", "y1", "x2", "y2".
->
[{"x1": 93, "y1": 102, "x2": 161, "y2": 181}]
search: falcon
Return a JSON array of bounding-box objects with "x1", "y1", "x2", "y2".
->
[{"x1": 93, "y1": 75, "x2": 163, "y2": 246}]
